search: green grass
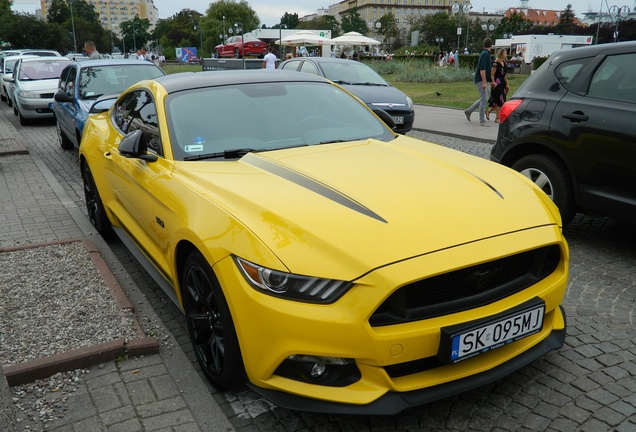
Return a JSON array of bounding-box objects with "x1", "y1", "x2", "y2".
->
[
  {"x1": 160, "y1": 61, "x2": 529, "y2": 110},
  {"x1": 389, "y1": 74, "x2": 528, "y2": 109},
  {"x1": 161, "y1": 64, "x2": 203, "y2": 74}
]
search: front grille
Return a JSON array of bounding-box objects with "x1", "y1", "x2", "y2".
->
[
  {"x1": 369, "y1": 245, "x2": 560, "y2": 327},
  {"x1": 40, "y1": 93, "x2": 54, "y2": 98}
]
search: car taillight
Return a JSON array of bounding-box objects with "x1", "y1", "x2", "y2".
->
[{"x1": 499, "y1": 99, "x2": 523, "y2": 123}]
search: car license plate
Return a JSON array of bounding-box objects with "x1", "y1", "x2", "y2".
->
[
  {"x1": 392, "y1": 116, "x2": 404, "y2": 124},
  {"x1": 437, "y1": 298, "x2": 545, "y2": 364}
]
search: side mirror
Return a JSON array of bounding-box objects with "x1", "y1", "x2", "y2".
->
[
  {"x1": 372, "y1": 108, "x2": 397, "y2": 130},
  {"x1": 118, "y1": 129, "x2": 158, "y2": 162},
  {"x1": 54, "y1": 91, "x2": 74, "y2": 103}
]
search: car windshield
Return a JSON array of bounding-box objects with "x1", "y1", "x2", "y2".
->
[
  {"x1": 166, "y1": 81, "x2": 395, "y2": 161},
  {"x1": 319, "y1": 61, "x2": 388, "y2": 86},
  {"x1": 79, "y1": 64, "x2": 164, "y2": 99},
  {"x1": 18, "y1": 59, "x2": 70, "y2": 80}
]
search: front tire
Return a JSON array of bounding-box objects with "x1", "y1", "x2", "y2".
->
[
  {"x1": 56, "y1": 120, "x2": 74, "y2": 150},
  {"x1": 512, "y1": 154, "x2": 576, "y2": 226},
  {"x1": 234, "y1": 48, "x2": 241, "y2": 59},
  {"x1": 18, "y1": 110, "x2": 30, "y2": 126},
  {"x1": 182, "y1": 251, "x2": 245, "y2": 390},
  {"x1": 81, "y1": 161, "x2": 112, "y2": 236}
]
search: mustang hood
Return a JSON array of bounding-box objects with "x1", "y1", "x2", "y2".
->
[{"x1": 182, "y1": 137, "x2": 559, "y2": 278}]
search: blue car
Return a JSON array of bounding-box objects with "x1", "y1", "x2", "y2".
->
[{"x1": 53, "y1": 59, "x2": 165, "y2": 149}]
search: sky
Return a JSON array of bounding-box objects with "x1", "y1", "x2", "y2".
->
[{"x1": 11, "y1": 1, "x2": 608, "y2": 27}]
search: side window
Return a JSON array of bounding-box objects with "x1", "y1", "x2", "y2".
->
[
  {"x1": 555, "y1": 57, "x2": 592, "y2": 89},
  {"x1": 299, "y1": 61, "x2": 319, "y2": 75},
  {"x1": 588, "y1": 53, "x2": 636, "y2": 104},
  {"x1": 281, "y1": 60, "x2": 301, "y2": 71},
  {"x1": 113, "y1": 91, "x2": 162, "y2": 155}
]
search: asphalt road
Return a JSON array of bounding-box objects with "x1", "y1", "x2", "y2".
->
[{"x1": 4, "y1": 104, "x2": 636, "y2": 431}]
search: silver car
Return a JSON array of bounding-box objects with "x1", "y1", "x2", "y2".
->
[
  {"x1": 1, "y1": 55, "x2": 39, "y2": 105},
  {"x1": 7, "y1": 56, "x2": 72, "y2": 125}
]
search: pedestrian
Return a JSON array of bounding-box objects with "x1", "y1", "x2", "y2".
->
[
  {"x1": 159, "y1": 54, "x2": 166, "y2": 67},
  {"x1": 83, "y1": 40, "x2": 100, "y2": 59},
  {"x1": 464, "y1": 38, "x2": 495, "y2": 126},
  {"x1": 136, "y1": 49, "x2": 144, "y2": 60},
  {"x1": 262, "y1": 46, "x2": 278, "y2": 69},
  {"x1": 453, "y1": 50, "x2": 459, "y2": 66},
  {"x1": 486, "y1": 48, "x2": 510, "y2": 122}
]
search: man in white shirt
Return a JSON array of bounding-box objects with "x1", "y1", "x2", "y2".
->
[{"x1": 262, "y1": 46, "x2": 278, "y2": 69}]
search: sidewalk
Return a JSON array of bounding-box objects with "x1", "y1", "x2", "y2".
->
[
  {"x1": 0, "y1": 116, "x2": 234, "y2": 431},
  {"x1": 411, "y1": 104, "x2": 498, "y2": 144},
  {"x1": 0, "y1": 104, "x2": 487, "y2": 431}
]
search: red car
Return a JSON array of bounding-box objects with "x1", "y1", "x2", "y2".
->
[{"x1": 215, "y1": 35, "x2": 267, "y2": 59}]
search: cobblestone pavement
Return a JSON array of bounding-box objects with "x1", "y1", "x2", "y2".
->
[{"x1": 4, "y1": 102, "x2": 636, "y2": 431}]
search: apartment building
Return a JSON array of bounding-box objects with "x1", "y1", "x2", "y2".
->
[{"x1": 38, "y1": 0, "x2": 159, "y2": 36}]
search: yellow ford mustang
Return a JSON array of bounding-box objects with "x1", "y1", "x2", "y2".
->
[{"x1": 79, "y1": 70, "x2": 568, "y2": 415}]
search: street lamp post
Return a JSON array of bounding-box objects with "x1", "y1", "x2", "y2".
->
[
  {"x1": 194, "y1": 25, "x2": 203, "y2": 57},
  {"x1": 452, "y1": 2, "x2": 472, "y2": 53},
  {"x1": 481, "y1": 21, "x2": 495, "y2": 38},
  {"x1": 279, "y1": 23, "x2": 286, "y2": 60},
  {"x1": 69, "y1": 0, "x2": 77, "y2": 53},
  {"x1": 234, "y1": 22, "x2": 244, "y2": 69},
  {"x1": 375, "y1": 21, "x2": 382, "y2": 52},
  {"x1": 132, "y1": 16, "x2": 137, "y2": 52},
  {"x1": 609, "y1": 5, "x2": 631, "y2": 42},
  {"x1": 435, "y1": 36, "x2": 444, "y2": 52}
]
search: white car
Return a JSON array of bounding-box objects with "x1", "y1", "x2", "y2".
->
[
  {"x1": 1, "y1": 55, "x2": 39, "y2": 105},
  {"x1": 8, "y1": 56, "x2": 72, "y2": 125}
]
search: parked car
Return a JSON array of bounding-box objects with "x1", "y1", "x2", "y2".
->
[
  {"x1": 79, "y1": 70, "x2": 568, "y2": 415},
  {"x1": 7, "y1": 56, "x2": 72, "y2": 125},
  {"x1": 53, "y1": 59, "x2": 166, "y2": 149},
  {"x1": 490, "y1": 41, "x2": 636, "y2": 226},
  {"x1": 214, "y1": 35, "x2": 268, "y2": 58},
  {"x1": 1, "y1": 54, "x2": 39, "y2": 104},
  {"x1": 279, "y1": 57, "x2": 415, "y2": 133}
]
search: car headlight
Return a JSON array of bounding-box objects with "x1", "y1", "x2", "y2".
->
[
  {"x1": 18, "y1": 90, "x2": 40, "y2": 98},
  {"x1": 406, "y1": 96, "x2": 414, "y2": 111},
  {"x1": 234, "y1": 257, "x2": 352, "y2": 304}
]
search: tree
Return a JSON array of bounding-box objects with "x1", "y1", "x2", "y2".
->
[
  {"x1": 491, "y1": 12, "x2": 532, "y2": 39},
  {"x1": 376, "y1": 13, "x2": 399, "y2": 47},
  {"x1": 0, "y1": 0, "x2": 13, "y2": 16},
  {"x1": 151, "y1": 9, "x2": 203, "y2": 55},
  {"x1": 411, "y1": 12, "x2": 456, "y2": 52},
  {"x1": 295, "y1": 15, "x2": 341, "y2": 37},
  {"x1": 0, "y1": 12, "x2": 70, "y2": 52},
  {"x1": 557, "y1": 4, "x2": 576, "y2": 35},
  {"x1": 277, "y1": 12, "x2": 298, "y2": 29},
  {"x1": 340, "y1": 8, "x2": 368, "y2": 34},
  {"x1": 47, "y1": 0, "x2": 98, "y2": 25},
  {"x1": 120, "y1": 16, "x2": 151, "y2": 53}
]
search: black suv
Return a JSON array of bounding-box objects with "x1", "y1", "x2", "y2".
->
[{"x1": 490, "y1": 41, "x2": 636, "y2": 225}]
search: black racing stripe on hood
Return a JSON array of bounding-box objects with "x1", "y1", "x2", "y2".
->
[
  {"x1": 474, "y1": 175, "x2": 504, "y2": 199},
  {"x1": 246, "y1": 155, "x2": 388, "y2": 224}
]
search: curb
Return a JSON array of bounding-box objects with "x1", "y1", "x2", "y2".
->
[{"x1": 1, "y1": 239, "x2": 160, "y2": 387}]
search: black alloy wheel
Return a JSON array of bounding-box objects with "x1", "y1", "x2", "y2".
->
[
  {"x1": 81, "y1": 161, "x2": 112, "y2": 236},
  {"x1": 182, "y1": 251, "x2": 244, "y2": 390},
  {"x1": 512, "y1": 153, "x2": 576, "y2": 226}
]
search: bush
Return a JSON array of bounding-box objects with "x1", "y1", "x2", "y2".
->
[
  {"x1": 363, "y1": 58, "x2": 474, "y2": 83},
  {"x1": 533, "y1": 56, "x2": 549, "y2": 70}
]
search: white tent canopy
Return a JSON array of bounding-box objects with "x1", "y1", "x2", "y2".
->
[
  {"x1": 331, "y1": 31, "x2": 381, "y2": 46},
  {"x1": 275, "y1": 30, "x2": 333, "y2": 46}
]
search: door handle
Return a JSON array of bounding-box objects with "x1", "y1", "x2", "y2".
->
[{"x1": 562, "y1": 112, "x2": 589, "y2": 122}]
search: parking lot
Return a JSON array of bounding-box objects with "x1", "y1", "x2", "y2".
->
[{"x1": 2, "y1": 100, "x2": 636, "y2": 431}]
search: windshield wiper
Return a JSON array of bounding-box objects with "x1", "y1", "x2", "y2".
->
[
  {"x1": 331, "y1": 80, "x2": 353, "y2": 85},
  {"x1": 183, "y1": 148, "x2": 260, "y2": 161},
  {"x1": 350, "y1": 82, "x2": 387, "y2": 86}
]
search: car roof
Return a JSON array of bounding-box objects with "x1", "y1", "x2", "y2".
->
[
  {"x1": 282, "y1": 57, "x2": 358, "y2": 65},
  {"x1": 154, "y1": 70, "x2": 327, "y2": 94},
  {"x1": 20, "y1": 56, "x2": 72, "y2": 64},
  {"x1": 72, "y1": 59, "x2": 164, "y2": 68},
  {"x1": 547, "y1": 40, "x2": 636, "y2": 64}
]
